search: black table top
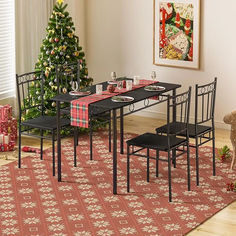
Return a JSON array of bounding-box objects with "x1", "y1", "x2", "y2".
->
[
  {"x1": 51, "y1": 81, "x2": 181, "y2": 114},
  {"x1": 51, "y1": 81, "x2": 109, "y2": 103}
]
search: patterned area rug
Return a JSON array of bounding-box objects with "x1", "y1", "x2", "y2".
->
[{"x1": 0, "y1": 131, "x2": 235, "y2": 236}]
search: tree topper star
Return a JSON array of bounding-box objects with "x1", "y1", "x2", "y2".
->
[{"x1": 57, "y1": 0, "x2": 64, "y2": 5}]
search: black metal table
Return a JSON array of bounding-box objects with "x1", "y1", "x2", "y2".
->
[{"x1": 51, "y1": 81, "x2": 181, "y2": 194}]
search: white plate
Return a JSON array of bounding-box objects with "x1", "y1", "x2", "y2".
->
[
  {"x1": 107, "y1": 80, "x2": 118, "y2": 85},
  {"x1": 69, "y1": 91, "x2": 91, "y2": 96},
  {"x1": 144, "y1": 85, "x2": 165, "y2": 92},
  {"x1": 111, "y1": 96, "x2": 134, "y2": 103}
]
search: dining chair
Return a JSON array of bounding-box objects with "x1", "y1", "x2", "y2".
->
[
  {"x1": 156, "y1": 78, "x2": 217, "y2": 186},
  {"x1": 126, "y1": 87, "x2": 192, "y2": 202},
  {"x1": 16, "y1": 71, "x2": 71, "y2": 176}
]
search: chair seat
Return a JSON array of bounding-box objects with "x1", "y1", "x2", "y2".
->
[
  {"x1": 22, "y1": 116, "x2": 70, "y2": 130},
  {"x1": 156, "y1": 122, "x2": 212, "y2": 138},
  {"x1": 126, "y1": 133, "x2": 187, "y2": 151}
]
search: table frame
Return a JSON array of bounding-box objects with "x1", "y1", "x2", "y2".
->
[{"x1": 52, "y1": 81, "x2": 180, "y2": 194}]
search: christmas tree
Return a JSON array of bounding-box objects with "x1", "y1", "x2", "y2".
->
[{"x1": 23, "y1": 0, "x2": 93, "y2": 120}]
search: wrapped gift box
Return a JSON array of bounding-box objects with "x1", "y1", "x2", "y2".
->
[
  {"x1": 0, "y1": 119, "x2": 17, "y2": 141},
  {"x1": 0, "y1": 104, "x2": 17, "y2": 152},
  {"x1": 0, "y1": 104, "x2": 12, "y2": 122}
]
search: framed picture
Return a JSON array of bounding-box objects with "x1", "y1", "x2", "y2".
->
[{"x1": 153, "y1": 0, "x2": 200, "y2": 69}]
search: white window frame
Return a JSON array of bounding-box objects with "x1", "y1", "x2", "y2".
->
[{"x1": 0, "y1": 0, "x2": 16, "y2": 100}]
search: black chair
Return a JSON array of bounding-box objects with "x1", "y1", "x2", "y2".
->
[
  {"x1": 16, "y1": 72, "x2": 71, "y2": 176},
  {"x1": 156, "y1": 78, "x2": 217, "y2": 186},
  {"x1": 127, "y1": 87, "x2": 192, "y2": 202}
]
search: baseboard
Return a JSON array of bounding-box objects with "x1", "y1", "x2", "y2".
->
[{"x1": 134, "y1": 110, "x2": 230, "y2": 130}]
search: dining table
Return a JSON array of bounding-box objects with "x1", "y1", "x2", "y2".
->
[{"x1": 51, "y1": 80, "x2": 181, "y2": 194}]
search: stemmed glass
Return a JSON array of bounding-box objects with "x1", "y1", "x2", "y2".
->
[
  {"x1": 151, "y1": 71, "x2": 157, "y2": 81},
  {"x1": 71, "y1": 81, "x2": 79, "y2": 91},
  {"x1": 111, "y1": 72, "x2": 117, "y2": 81}
]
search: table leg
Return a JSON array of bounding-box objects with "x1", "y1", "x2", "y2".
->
[
  {"x1": 90, "y1": 118, "x2": 93, "y2": 160},
  {"x1": 113, "y1": 109, "x2": 117, "y2": 194},
  {"x1": 56, "y1": 101, "x2": 61, "y2": 182},
  {"x1": 172, "y1": 89, "x2": 176, "y2": 167},
  {"x1": 120, "y1": 108, "x2": 124, "y2": 154}
]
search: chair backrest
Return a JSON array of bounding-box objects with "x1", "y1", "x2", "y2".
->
[
  {"x1": 195, "y1": 77, "x2": 217, "y2": 125},
  {"x1": 166, "y1": 87, "x2": 192, "y2": 141},
  {"x1": 56, "y1": 60, "x2": 80, "y2": 94},
  {"x1": 16, "y1": 71, "x2": 45, "y2": 121}
]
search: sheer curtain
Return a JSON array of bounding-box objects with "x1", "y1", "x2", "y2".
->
[{"x1": 15, "y1": 0, "x2": 55, "y2": 74}]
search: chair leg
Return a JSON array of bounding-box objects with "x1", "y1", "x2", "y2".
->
[
  {"x1": 156, "y1": 150, "x2": 159, "y2": 177},
  {"x1": 195, "y1": 137, "x2": 199, "y2": 186},
  {"x1": 90, "y1": 120, "x2": 93, "y2": 160},
  {"x1": 52, "y1": 131, "x2": 55, "y2": 176},
  {"x1": 40, "y1": 129, "x2": 43, "y2": 160},
  {"x1": 172, "y1": 148, "x2": 176, "y2": 168},
  {"x1": 109, "y1": 111, "x2": 111, "y2": 152},
  {"x1": 187, "y1": 142, "x2": 191, "y2": 191},
  {"x1": 127, "y1": 144, "x2": 130, "y2": 193},
  {"x1": 168, "y1": 151, "x2": 172, "y2": 202},
  {"x1": 74, "y1": 127, "x2": 77, "y2": 167},
  {"x1": 120, "y1": 108, "x2": 124, "y2": 154},
  {"x1": 147, "y1": 148, "x2": 150, "y2": 182},
  {"x1": 18, "y1": 124, "x2": 22, "y2": 168},
  {"x1": 212, "y1": 130, "x2": 216, "y2": 176}
]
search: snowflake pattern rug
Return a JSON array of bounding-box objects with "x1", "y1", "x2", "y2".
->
[{"x1": 0, "y1": 131, "x2": 235, "y2": 236}]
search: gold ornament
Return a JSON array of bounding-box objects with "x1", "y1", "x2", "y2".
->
[
  {"x1": 52, "y1": 102, "x2": 56, "y2": 107},
  {"x1": 74, "y1": 51, "x2": 79, "y2": 57},
  {"x1": 62, "y1": 88, "x2": 67, "y2": 94},
  {"x1": 67, "y1": 33, "x2": 73, "y2": 38}
]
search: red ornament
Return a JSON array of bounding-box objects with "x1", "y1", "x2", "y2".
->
[
  {"x1": 54, "y1": 38, "x2": 59, "y2": 43},
  {"x1": 107, "y1": 84, "x2": 115, "y2": 93}
]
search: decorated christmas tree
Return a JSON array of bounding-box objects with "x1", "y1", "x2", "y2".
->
[{"x1": 23, "y1": 0, "x2": 93, "y2": 120}]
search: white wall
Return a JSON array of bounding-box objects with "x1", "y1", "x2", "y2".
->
[
  {"x1": 82, "y1": 0, "x2": 236, "y2": 128},
  {"x1": 64, "y1": 0, "x2": 86, "y2": 52}
]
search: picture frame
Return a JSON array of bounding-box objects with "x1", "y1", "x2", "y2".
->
[{"x1": 153, "y1": 0, "x2": 200, "y2": 69}]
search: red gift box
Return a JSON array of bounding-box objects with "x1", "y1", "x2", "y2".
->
[
  {"x1": 0, "y1": 118, "x2": 17, "y2": 142},
  {"x1": 8, "y1": 118, "x2": 17, "y2": 141},
  {"x1": 0, "y1": 104, "x2": 12, "y2": 121},
  {"x1": 0, "y1": 121, "x2": 8, "y2": 133}
]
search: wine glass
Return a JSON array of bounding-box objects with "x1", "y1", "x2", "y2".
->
[
  {"x1": 111, "y1": 72, "x2": 117, "y2": 81},
  {"x1": 151, "y1": 71, "x2": 157, "y2": 81},
  {"x1": 71, "y1": 81, "x2": 79, "y2": 91}
]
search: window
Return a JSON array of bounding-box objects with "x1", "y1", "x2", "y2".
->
[{"x1": 0, "y1": 0, "x2": 16, "y2": 100}]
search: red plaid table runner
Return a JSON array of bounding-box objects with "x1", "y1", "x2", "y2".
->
[{"x1": 71, "y1": 80, "x2": 158, "y2": 128}]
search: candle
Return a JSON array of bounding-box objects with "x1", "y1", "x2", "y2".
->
[{"x1": 0, "y1": 134, "x2": 3, "y2": 144}]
